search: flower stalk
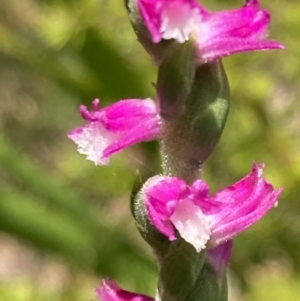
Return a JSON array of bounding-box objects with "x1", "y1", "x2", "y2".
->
[{"x1": 68, "y1": 1, "x2": 284, "y2": 301}]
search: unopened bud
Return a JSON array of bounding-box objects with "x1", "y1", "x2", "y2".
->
[
  {"x1": 161, "y1": 60, "x2": 230, "y2": 182},
  {"x1": 157, "y1": 41, "x2": 196, "y2": 120}
]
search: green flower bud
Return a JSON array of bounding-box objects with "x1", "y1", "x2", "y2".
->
[
  {"x1": 157, "y1": 41, "x2": 197, "y2": 120},
  {"x1": 160, "y1": 60, "x2": 230, "y2": 183}
]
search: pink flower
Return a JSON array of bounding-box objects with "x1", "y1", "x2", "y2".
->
[
  {"x1": 141, "y1": 163, "x2": 282, "y2": 252},
  {"x1": 68, "y1": 98, "x2": 161, "y2": 165},
  {"x1": 138, "y1": 0, "x2": 284, "y2": 62},
  {"x1": 96, "y1": 279, "x2": 154, "y2": 301}
]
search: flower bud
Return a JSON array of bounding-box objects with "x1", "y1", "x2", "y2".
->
[
  {"x1": 161, "y1": 60, "x2": 230, "y2": 182},
  {"x1": 157, "y1": 41, "x2": 196, "y2": 120}
]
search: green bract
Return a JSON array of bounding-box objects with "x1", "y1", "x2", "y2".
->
[{"x1": 160, "y1": 60, "x2": 230, "y2": 182}]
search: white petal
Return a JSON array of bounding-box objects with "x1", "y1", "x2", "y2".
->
[
  {"x1": 69, "y1": 122, "x2": 119, "y2": 165},
  {"x1": 170, "y1": 199, "x2": 212, "y2": 252},
  {"x1": 160, "y1": 3, "x2": 201, "y2": 43}
]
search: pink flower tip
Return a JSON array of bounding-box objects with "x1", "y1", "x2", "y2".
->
[
  {"x1": 95, "y1": 279, "x2": 154, "y2": 301},
  {"x1": 68, "y1": 98, "x2": 162, "y2": 165},
  {"x1": 142, "y1": 163, "x2": 282, "y2": 252}
]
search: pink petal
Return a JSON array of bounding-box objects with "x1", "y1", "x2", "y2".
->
[
  {"x1": 101, "y1": 98, "x2": 159, "y2": 131},
  {"x1": 200, "y1": 39, "x2": 284, "y2": 63},
  {"x1": 200, "y1": 2, "x2": 270, "y2": 42},
  {"x1": 207, "y1": 241, "x2": 233, "y2": 276},
  {"x1": 209, "y1": 163, "x2": 283, "y2": 246},
  {"x1": 212, "y1": 188, "x2": 282, "y2": 246},
  {"x1": 103, "y1": 112, "x2": 162, "y2": 158},
  {"x1": 142, "y1": 176, "x2": 189, "y2": 240},
  {"x1": 196, "y1": 0, "x2": 284, "y2": 61},
  {"x1": 191, "y1": 180, "x2": 221, "y2": 214},
  {"x1": 96, "y1": 279, "x2": 153, "y2": 301},
  {"x1": 211, "y1": 163, "x2": 264, "y2": 207},
  {"x1": 80, "y1": 98, "x2": 159, "y2": 131}
]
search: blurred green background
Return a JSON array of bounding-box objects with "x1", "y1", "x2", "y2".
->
[{"x1": 0, "y1": 0, "x2": 299, "y2": 300}]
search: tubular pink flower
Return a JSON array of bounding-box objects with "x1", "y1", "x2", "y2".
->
[
  {"x1": 68, "y1": 98, "x2": 161, "y2": 165},
  {"x1": 96, "y1": 279, "x2": 154, "y2": 301},
  {"x1": 138, "y1": 0, "x2": 284, "y2": 62},
  {"x1": 142, "y1": 163, "x2": 282, "y2": 252}
]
